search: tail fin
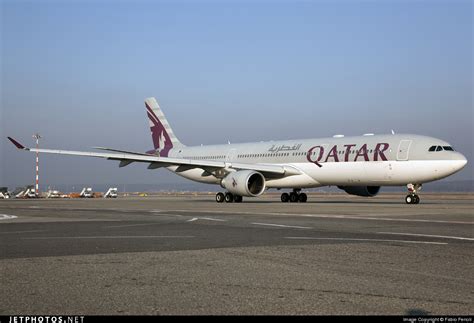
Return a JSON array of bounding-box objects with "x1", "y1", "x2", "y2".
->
[{"x1": 145, "y1": 97, "x2": 185, "y2": 157}]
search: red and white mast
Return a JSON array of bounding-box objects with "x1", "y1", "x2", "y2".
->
[{"x1": 32, "y1": 133, "x2": 41, "y2": 196}]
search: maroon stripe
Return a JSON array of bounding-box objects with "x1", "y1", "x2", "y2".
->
[
  {"x1": 147, "y1": 112, "x2": 158, "y2": 126},
  {"x1": 145, "y1": 103, "x2": 161, "y2": 123}
]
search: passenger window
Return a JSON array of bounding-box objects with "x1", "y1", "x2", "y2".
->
[{"x1": 428, "y1": 146, "x2": 436, "y2": 152}]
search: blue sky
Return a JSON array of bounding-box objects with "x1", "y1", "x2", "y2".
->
[{"x1": 1, "y1": 0, "x2": 472, "y2": 189}]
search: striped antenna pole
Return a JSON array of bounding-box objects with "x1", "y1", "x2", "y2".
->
[{"x1": 32, "y1": 133, "x2": 42, "y2": 197}]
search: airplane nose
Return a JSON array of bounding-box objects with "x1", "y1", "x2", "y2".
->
[{"x1": 452, "y1": 153, "x2": 468, "y2": 172}]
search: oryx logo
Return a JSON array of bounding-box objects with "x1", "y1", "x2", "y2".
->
[
  {"x1": 232, "y1": 178, "x2": 237, "y2": 187},
  {"x1": 145, "y1": 102, "x2": 173, "y2": 157},
  {"x1": 158, "y1": 130, "x2": 167, "y2": 150}
]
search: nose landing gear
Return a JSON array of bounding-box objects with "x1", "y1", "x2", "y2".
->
[{"x1": 405, "y1": 183, "x2": 422, "y2": 204}]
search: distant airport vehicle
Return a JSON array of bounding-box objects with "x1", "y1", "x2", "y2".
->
[
  {"x1": 104, "y1": 188, "x2": 118, "y2": 198},
  {"x1": 11, "y1": 185, "x2": 37, "y2": 198},
  {"x1": 80, "y1": 187, "x2": 93, "y2": 198},
  {"x1": 46, "y1": 190, "x2": 64, "y2": 198},
  {"x1": 11, "y1": 187, "x2": 25, "y2": 198},
  {"x1": 0, "y1": 187, "x2": 10, "y2": 199},
  {"x1": 8, "y1": 97, "x2": 467, "y2": 204},
  {"x1": 26, "y1": 189, "x2": 37, "y2": 198}
]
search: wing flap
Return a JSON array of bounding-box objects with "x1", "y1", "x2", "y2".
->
[
  {"x1": 230, "y1": 162, "x2": 301, "y2": 176},
  {"x1": 93, "y1": 147, "x2": 155, "y2": 156}
]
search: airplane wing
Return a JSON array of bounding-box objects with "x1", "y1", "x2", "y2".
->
[{"x1": 7, "y1": 137, "x2": 301, "y2": 178}]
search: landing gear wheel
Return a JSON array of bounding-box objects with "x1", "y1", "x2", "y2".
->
[
  {"x1": 290, "y1": 192, "x2": 299, "y2": 203},
  {"x1": 406, "y1": 184, "x2": 422, "y2": 205},
  {"x1": 216, "y1": 192, "x2": 225, "y2": 203},
  {"x1": 281, "y1": 193, "x2": 290, "y2": 203},
  {"x1": 298, "y1": 193, "x2": 307, "y2": 203},
  {"x1": 234, "y1": 195, "x2": 243, "y2": 203},
  {"x1": 405, "y1": 194, "x2": 420, "y2": 204},
  {"x1": 225, "y1": 192, "x2": 234, "y2": 203},
  {"x1": 413, "y1": 195, "x2": 420, "y2": 204}
]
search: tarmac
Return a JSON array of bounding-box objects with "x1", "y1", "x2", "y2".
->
[{"x1": 0, "y1": 192, "x2": 472, "y2": 315}]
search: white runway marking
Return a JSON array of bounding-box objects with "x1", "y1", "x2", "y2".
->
[
  {"x1": 157, "y1": 213, "x2": 184, "y2": 217},
  {"x1": 252, "y1": 223, "x2": 312, "y2": 229},
  {"x1": 23, "y1": 235, "x2": 195, "y2": 240},
  {"x1": 197, "y1": 217, "x2": 227, "y2": 222},
  {"x1": 0, "y1": 230, "x2": 46, "y2": 234},
  {"x1": 171, "y1": 209, "x2": 472, "y2": 225},
  {"x1": 0, "y1": 214, "x2": 18, "y2": 220},
  {"x1": 299, "y1": 214, "x2": 473, "y2": 225},
  {"x1": 186, "y1": 217, "x2": 226, "y2": 223},
  {"x1": 285, "y1": 237, "x2": 448, "y2": 245},
  {"x1": 104, "y1": 214, "x2": 188, "y2": 228},
  {"x1": 378, "y1": 232, "x2": 474, "y2": 241},
  {"x1": 10, "y1": 206, "x2": 470, "y2": 225},
  {"x1": 105, "y1": 223, "x2": 165, "y2": 229}
]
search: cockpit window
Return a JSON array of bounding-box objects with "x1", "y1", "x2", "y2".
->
[{"x1": 429, "y1": 145, "x2": 455, "y2": 152}]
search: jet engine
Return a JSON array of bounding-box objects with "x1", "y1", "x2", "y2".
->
[
  {"x1": 338, "y1": 186, "x2": 381, "y2": 197},
  {"x1": 221, "y1": 170, "x2": 266, "y2": 197}
]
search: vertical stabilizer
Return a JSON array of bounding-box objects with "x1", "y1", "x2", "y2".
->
[{"x1": 145, "y1": 97, "x2": 184, "y2": 157}]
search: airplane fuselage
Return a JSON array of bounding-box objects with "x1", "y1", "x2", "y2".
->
[{"x1": 163, "y1": 134, "x2": 467, "y2": 189}]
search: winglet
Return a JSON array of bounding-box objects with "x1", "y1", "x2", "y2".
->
[{"x1": 7, "y1": 137, "x2": 27, "y2": 150}]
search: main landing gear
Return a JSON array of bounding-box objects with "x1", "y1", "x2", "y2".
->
[
  {"x1": 216, "y1": 192, "x2": 243, "y2": 203},
  {"x1": 281, "y1": 189, "x2": 307, "y2": 203},
  {"x1": 405, "y1": 183, "x2": 422, "y2": 204}
]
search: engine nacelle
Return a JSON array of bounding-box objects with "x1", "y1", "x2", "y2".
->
[
  {"x1": 338, "y1": 186, "x2": 381, "y2": 197},
  {"x1": 221, "y1": 170, "x2": 266, "y2": 197}
]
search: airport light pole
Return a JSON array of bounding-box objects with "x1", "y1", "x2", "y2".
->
[{"x1": 33, "y1": 133, "x2": 41, "y2": 197}]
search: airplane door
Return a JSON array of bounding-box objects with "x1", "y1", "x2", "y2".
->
[{"x1": 397, "y1": 140, "x2": 412, "y2": 161}]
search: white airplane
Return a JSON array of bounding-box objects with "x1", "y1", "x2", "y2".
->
[{"x1": 8, "y1": 97, "x2": 467, "y2": 204}]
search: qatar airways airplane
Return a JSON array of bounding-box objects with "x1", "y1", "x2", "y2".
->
[{"x1": 8, "y1": 97, "x2": 467, "y2": 204}]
